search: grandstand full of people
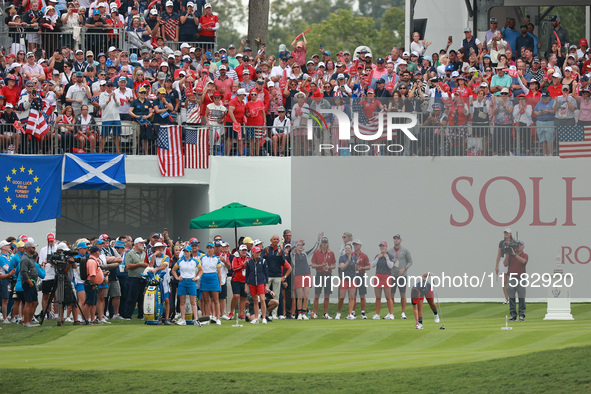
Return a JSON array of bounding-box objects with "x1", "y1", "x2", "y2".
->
[{"x1": 0, "y1": 4, "x2": 590, "y2": 157}]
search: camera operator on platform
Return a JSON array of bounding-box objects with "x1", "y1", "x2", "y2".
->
[{"x1": 503, "y1": 240, "x2": 528, "y2": 321}]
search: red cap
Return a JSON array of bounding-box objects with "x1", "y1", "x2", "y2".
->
[
  {"x1": 7, "y1": 53, "x2": 16, "y2": 59},
  {"x1": 185, "y1": 87, "x2": 194, "y2": 97},
  {"x1": 581, "y1": 38, "x2": 588, "y2": 46},
  {"x1": 212, "y1": 91, "x2": 222, "y2": 97},
  {"x1": 379, "y1": 241, "x2": 387, "y2": 247},
  {"x1": 367, "y1": 88, "x2": 375, "y2": 94},
  {"x1": 517, "y1": 94, "x2": 527, "y2": 98},
  {"x1": 47, "y1": 233, "x2": 55, "y2": 241},
  {"x1": 252, "y1": 246, "x2": 261, "y2": 253},
  {"x1": 99, "y1": 233, "x2": 110, "y2": 240}
]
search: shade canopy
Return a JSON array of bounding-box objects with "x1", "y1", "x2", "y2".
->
[{"x1": 189, "y1": 202, "x2": 282, "y2": 230}]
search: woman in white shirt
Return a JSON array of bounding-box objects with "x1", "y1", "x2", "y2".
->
[
  {"x1": 172, "y1": 246, "x2": 203, "y2": 325},
  {"x1": 199, "y1": 242, "x2": 222, "y2": 325},
  {"x1": 272, "y1": 106, "x2": 291, "y2": 156},
  {"x1": 512, "y1": 94, "x2": 533, "y2": 155}
]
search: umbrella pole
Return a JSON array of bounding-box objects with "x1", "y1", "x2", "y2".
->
[{"x1": 235, "y1": 225, "x2": 238, "y2": 250}]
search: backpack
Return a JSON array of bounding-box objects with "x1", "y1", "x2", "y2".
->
[{"x1": 79, "y1": 257, "x2": 89, "y2": 281}]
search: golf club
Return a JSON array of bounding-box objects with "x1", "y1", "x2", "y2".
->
[{"x1": 428, "y1": 272, "x2": 445, "y2": 329}]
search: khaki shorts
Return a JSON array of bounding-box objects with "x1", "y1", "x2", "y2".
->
[{"x1": 106, "y1": 280, "x2": 121, "y2": 297}]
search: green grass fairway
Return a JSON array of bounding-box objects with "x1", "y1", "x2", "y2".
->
[{"x1": 0, "y1": 303, "x2": 590, "y2": 392}]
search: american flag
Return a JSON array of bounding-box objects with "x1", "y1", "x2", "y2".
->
[
  {"x1": 25, "y1": 99, "x2": 51, "y2": 140},
  {"x1": 350, "y1": 100, "x2": 391, "y2": 138},
  {"x1": 558, "y1": 125, "x2": 591, "y2": 159},
  {"x1": 184, "y1": 127, "x2": 209, "y2": 169},
  {"x1": 157, "y1": 125, "x2": 185, "y2": 176}
]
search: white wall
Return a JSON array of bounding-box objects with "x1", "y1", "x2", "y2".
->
[
  {"x1": 206, "y1": 157, "x2": 291, "y2": 247},
  {"x1": 412, "y1": 0, "x2": 470, "y2": 54},
  {"x1": 292, "y1": 157, "x2": 591, "y2": 301}
]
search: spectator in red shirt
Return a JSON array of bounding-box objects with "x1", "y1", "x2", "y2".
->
[
  {"x1": 291, "y1": 34, "x2": 308, "y2": 67},
  {"x1": 310, "y1": 237, "x2": 336, "y2": 319},
  {"x1": 546, "y1": 72, "x2": 564, "y2": 98},
  {"x1": 230, "y1": 245, "x2": 249, "y2": 319},
  {"x1": 226, "y1": 88, "x2": 247, "y2": 156},
  {"x1": 245, "y1": 88, "x2": 265, "y2": 156},
  {"x1": 2, "y1": 76, "x2": 20, "y2": 107},
  {"x1": 198, "y1": 3, "x2": 218, "y2": 51},
  {"x1": 234, "y1": 56, "x2": 256, "y2": 83},
  {"x1": 214, "y1": 65, "x2": 233, "y2": 96}
]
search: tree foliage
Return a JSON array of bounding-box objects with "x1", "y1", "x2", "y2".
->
[{"x1": 216, "y1": 0, "x2": 247, "y2": 47}]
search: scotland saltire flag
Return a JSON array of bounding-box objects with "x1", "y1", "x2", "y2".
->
[
  {"x1": 0, "y1": 155, "x2": 62, "y2": 223},
  {"x1": 62, "y1": 154, "x2": 126, "y2": 190}
]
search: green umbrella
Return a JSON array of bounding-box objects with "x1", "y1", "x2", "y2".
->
[{"x1": 189, "y1": 202, "x2": 282, "y2": 247}]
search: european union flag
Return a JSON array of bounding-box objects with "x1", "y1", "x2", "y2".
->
[
  {"x1": 0, "y1": 155, "x2": 62, "y2": 223},
  {"x1": 62, "y1": 154, "x2": 126, "y2": 190}
]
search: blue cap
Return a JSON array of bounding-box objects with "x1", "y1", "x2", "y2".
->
[
  {"x1": 221, "y1": 54, "x2": 228, "y2": 60},
  {"x1": 423, "y1": 55, "x2": 432, "y2": 62},
  {"x1": 77, "y1": 242, "x2": 88, "y2": 249},
  {"x1": 324, "y1": 50, "x2": 331, "y2": 56},
  {"x1": 376, "y1": 57, "x2": 385, "y2": 63},
  {"x1": 183, "y1": 245, "x2": 192, "y2": 252},
  {"x1": 97, "y1": 52, "x2": 106, "y2": 58},
  {"x1": 483, "y1": 54, "x2": 491, "y2": 59},
  {"x1": 114, "y1": 240, "x2": 125, "y2": 248},
  {"x1": 93, "y1": 9, "x2": 100, "y2": 15},
  {"x1": 360, "y1": 49, "x2": 368, "y2": 53},
  {"x1": 95, "y1": 239, "x2": 105, "y2": 245},
  {"x1": 445, "y1": 64, "x2": 454, "y2": 71},
  {"x1": 206, "y1": 242, "x2": 214, "y2": 248},
  {"x1": 76, "y1": 71, "x2": 84, "y2": 77},
  {"x1": 541, "y1": 91, "x2": 550, "y2": 98},
  {"x1": 130, "y1": 53, "x2": 138, "y2": 63},
  {"x1": 119, "y1": 76, "x2": 126, "y2": 81},
  {"x1": 89, "y1": 246, "x2": 100, "y2": 253},
  {"x1": 205, "y1": 51, "x2": 212, "y2": 59},
  {"x1": 433, "y1": 103, "x2": 443, "y2": 110},
  {"x1": 190, "y1": 239, "x2": 199, "y2": 245}
]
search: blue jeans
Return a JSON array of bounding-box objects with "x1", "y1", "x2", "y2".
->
[{"x1": 123, "y1": 277, "x2": 146, "y2": 318}]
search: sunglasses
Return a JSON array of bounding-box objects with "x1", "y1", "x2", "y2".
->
[{"x1": 399, "y1": 87, "x2": 407, "y2": 89}]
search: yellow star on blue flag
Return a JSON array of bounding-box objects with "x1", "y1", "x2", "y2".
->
[{"x1": 0, "y1": 155, "x2": 63, "y2": 223}]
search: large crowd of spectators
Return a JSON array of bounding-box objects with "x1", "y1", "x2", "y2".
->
[
  {"x1": 1, "y1": 6, "x2": 591, "y2": 156},
  {"x1": 0, "y1": 230, "x2": 430, "y2": 326}
]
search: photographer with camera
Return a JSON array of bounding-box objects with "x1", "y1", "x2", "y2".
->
[
  {"x1": 83, "y1": 246, "x2": 108, "y2": 324},
  {"x1": 45, "y1": 242, "x2": 79, "y2": 325},
  {"x1": 503, "y1": 240, "x2": 528, "y2": 321},
  {"x1": 39, "y1": 233, "x2": 58, "y2": 320}
]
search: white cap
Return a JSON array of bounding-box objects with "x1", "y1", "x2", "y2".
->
[
  {"x1": 134, "y1": 237, "x2": 146, "y2": 244},
  {"x1": 402, "y1": 51, "x2": 410, "y2": 57},
  {"x1": 0, "y1": 240, "x2": 11, "y2": 248},
  {"x1": 267, "y1": 81, "x2": 275, "y2": 88},
  {"x1": 100, "y1": 80, "x2": 107, "y2": 85},
  {"x1": 253, "y1": 239, "x2": 262, "y2": 245},
  {"x1": 108, "y1": 46, "x2": 117, "y2": 52},
  {"x1": 564, "y1": 66, "x2": 573, "y2": 72},
  {"x1": 239, "y1": 244, "x2": 248, "y2": 251},
  {"x1": 186, "y1": 1, "x2": 195, "y2": 6},
  {"x1": 237, "y1": 88, "x2": 247, "y2": 95},
  {"x1": 479, "y1": 82, "x2": 489, "y2": 87},
  {"x1": 204, "y1": 2, "x2": 212, "y2": 8},
  {"x1": 165, "y1": 0, "x2": 173, "y2": 6},
  {"x1": 337, "y1": 73, "x2": 345, "y2": 79},
  {"x1": 552, "y1": 72, "x2": 562, "y2": 78},
  {"x1": 398, "y1": 59, "x2": 407, "y2": 65},
  {"x1": 180, "y1": 43, "x2": 191, "y2": 49},
  {"x1": 410, "y1": 51, "x2": 419, "y2": 57},
  {"x1": 317, "y1": 62, "x2": 326, "y2": 68},
  {"x1": 352, "y1": 239, "x2": 362, "y2": 245},
  {"x1": 5, "y1": 103, "x2": 13, "y2": 108},
  {"x1": 504, "y1": 228, "x2": 512, "y2": 233},
  {"x1": 24, "y1": 238, "x2": 37, "y2": 248},
  {"x1": 56, "y1": 242, "x2": 70, "y2": 251},
  {"x1": 149, "y1": 8, "x2": 158, "y2": 15},
  {"x1": 219, "y1": 65, "x2": 227, "y2": 70},
  {"x1": 152, "y1": 242, "x2": 165, "y2": 248}
]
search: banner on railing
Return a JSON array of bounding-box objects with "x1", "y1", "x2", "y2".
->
[
  {"x1": 185, "y1": 127, "x2": 209, "y2": 169},
  {"x1": 62, "y1": 153, "x2": 126, "y2": 190},
  {"x1": 0, "y1": 155, "x2": 62, "y2": 223},
  {"x1": 157, "y1": 125, "x2": 185, "y2": 177}
]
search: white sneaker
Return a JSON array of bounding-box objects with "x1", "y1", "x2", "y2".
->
[
  {"x1": 176, "y1": 319, "x2": 187, "y2": 326},
  {"x1": 361, "y1": 313, "x2": 367, "y2": 320},
  {"x1": 346, "y1": 314, "x2": 356, "y2": 320},
  {"x1": 262, "y1": 318, "x2": 267, "y2": 324},
  {"x1": 112, "y1": 314, "x2": 125, "y2": 320},
  {"x1": 301, "y1": 314, "x2": 309, "y2": 320},
  {"x1": 297, "y1": 314, "x2": 303, "y2": 320},
  {"x1": 221, "y1": 314, "x2": 230, "y2": 320},
  {"x1": 279, "y1": 315, "x2": 286, "y2": 320},
  {"x1": 415, "y1": 323, "x2": 423, "y2": 329},
  {"x1": 2, "y1": 319, "x2": 10, "y2": 324},
  {"x1": 311, "y1": 312, "x2": 318, "y2": 319},
  {"x1": 272, "y1": 311, "x2": 278, "y2": 320},
  {"x1": 250, "y1": 319, "x2": 259, "y2": 324},
  {"x1": 384, "y1": 314, "x2": 395, "y2": 320},
  {"x1": 400, "y1": 312, "x2": 407, "y2": 319},
  {"x1": 10, "y1": 317, "x2": 18, "y2": 323},
  {"x1": 372, "y1": 314, "x2": 380, "y2": 320},
  {"x1": 65, "y1": 317, "x2": 73, "y2": 323},
  {"x1": 174, "y1": 313, "x2": 181, "y2": 320},
  {"x1": 101, "y1": 317, "x2": 112, "y2": 324},
  {"x1": 434, "y1": 315, "x2": 440, "y2": 323},
  {"x1": 216, "y1": 319, "x2": 222, "y2": 326},
  {"x1": 334, "y1": 313, "x2": 341, "y2": 320},
  {"x1": 323, "y1": 313, "x2": 332, "y2": 319}
]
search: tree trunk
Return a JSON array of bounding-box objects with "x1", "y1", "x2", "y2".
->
[{"x1": 247, "y1": 0, "x2": 270, "y2": 51}]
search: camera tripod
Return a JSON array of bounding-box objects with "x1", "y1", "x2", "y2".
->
[{"x1": 39, "y1": 269, "x2": 88, "y2": 326}]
